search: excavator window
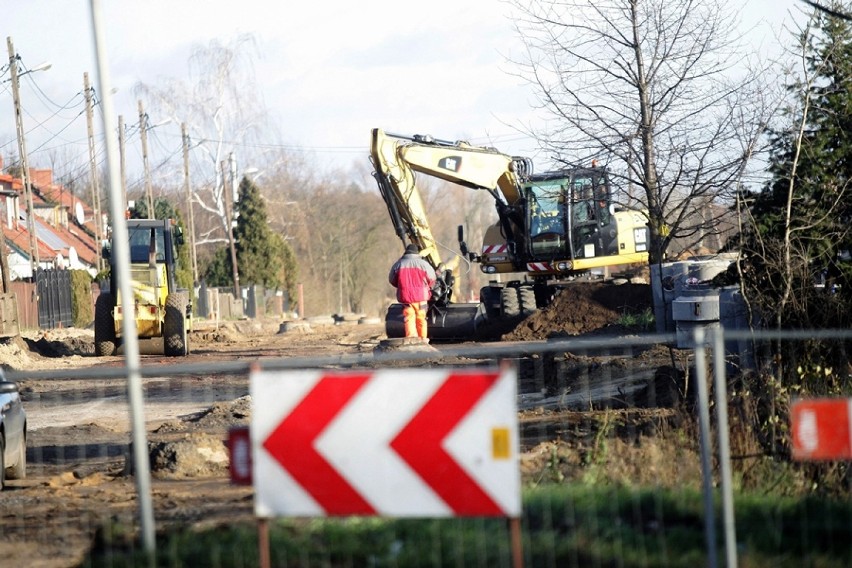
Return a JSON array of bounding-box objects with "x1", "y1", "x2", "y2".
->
[
  {"x1": 527, "y1": 181, "x2": 567, "y2": 256},
  {"x1": 528, "y1": 185, "x2": 565, "y2": 238},
  {"x1": 570, "y1": 176, "x2": 596, "y2": 224},
  {"x1": 570, "y1": 172, "x2": 611, "y2": 226}
]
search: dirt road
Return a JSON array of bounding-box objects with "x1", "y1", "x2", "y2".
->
[
  {"x1": 0, "y1": 282, "x2": 673, "y2": 567},
  {"x1": 1, "y1": 319, "x2": 392, "y2": 567}
]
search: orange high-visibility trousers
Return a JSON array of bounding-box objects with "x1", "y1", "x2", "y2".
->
[{"x1": 402, "y1": 302, "x2": 428, "y2": 338}]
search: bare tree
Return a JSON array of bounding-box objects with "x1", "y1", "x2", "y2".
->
[
  {"x1": 511, "y1": 0, "x2": 777, "y2": 263},
  {"x1": 264, "y1": 165, "x2": 396, "y2": 318},
  {"x1": 134, "y1": 34, "x2": 272, "y2": 248},
  {"x1": 256, "y1": 154, "x2": 501, "y2": 318}
]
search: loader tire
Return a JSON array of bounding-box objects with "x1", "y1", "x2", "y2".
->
[
  {"x1": 500, "y1": 287, "x2": 521, "y2": 317},
  {"x1": 519, "y1": 286, "x2": 538, "y2": 316},
  {"x1": 164, "y1": 292, "x2": 189, "y2": 357},
  {"x1": 94, "y1": 292, "x2": 116, "y2": 356}
]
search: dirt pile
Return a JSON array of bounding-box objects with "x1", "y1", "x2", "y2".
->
[
  {"x1": 155, "y1": 396, "x2": 252, "y2": 434},
  {"x1": 148, "y1": 433, "x2": 230, "y2": 479},
  {"x1": 504, "y1": 282, "x2": 653, "y2": 341}
]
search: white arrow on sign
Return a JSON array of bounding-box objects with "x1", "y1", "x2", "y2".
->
[{"x1": 251, "y1": 367, "x2": 520, "y2": 518}]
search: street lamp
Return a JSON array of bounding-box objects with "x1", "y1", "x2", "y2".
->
[{"x1": 6, "y1": 36, "x2": 51, "y2": 280}]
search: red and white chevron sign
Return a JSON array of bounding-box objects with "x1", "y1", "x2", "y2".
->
[{"x1": 250, "y1": 367, "x2": 520, "y2": 518}]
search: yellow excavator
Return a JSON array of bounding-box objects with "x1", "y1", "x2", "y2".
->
[{"x1": 370, "y1": 128, "x2": 650, "y2": 340}]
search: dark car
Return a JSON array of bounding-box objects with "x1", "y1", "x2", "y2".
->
[{"x1": 0, "y1": 376, "x2": 26, "y2": 489}]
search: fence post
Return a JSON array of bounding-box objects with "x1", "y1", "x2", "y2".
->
[
  {"x1": 693, "y1": 327, "x2": 718, "y2": 568},
  {"x1": 197, "y1": 281, "x2": 209, "y2": 318},
  {"x1": 246, "y1": 285, "x2": 256, "y2": 319},
  {"x1": 711, "y1": 327, "x2": 738, "y2": 568}
]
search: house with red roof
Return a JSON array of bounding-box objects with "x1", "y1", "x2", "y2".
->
[{"x1": 0, "y1": 160, "x2": 100, "y2": 280}]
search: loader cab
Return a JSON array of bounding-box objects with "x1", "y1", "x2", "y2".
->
[{"x1": 125, "y1": 220, "x2": 179, "y2": 293}]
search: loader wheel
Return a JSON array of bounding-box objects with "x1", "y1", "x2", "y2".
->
[
  {"x1": 164, "y1": 292, "x2": 189, "y2": 357},
  {"x1": 519, "y1": 286, "x2": 538, "y2": 316},
  {"x1": 94, "y1": 292, "x2": 116, "y2": 356},
  {"x1": 500, "y1": 287, "x2": 521, "y2": 317}
]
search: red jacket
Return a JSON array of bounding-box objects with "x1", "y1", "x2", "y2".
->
[{"x1": 388, "y1": 251, "x2": 436, "y2": 304}]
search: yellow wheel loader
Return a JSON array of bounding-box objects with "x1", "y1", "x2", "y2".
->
[{"x1": 94, "y1": 219, "x2": 191, "y2": 357}]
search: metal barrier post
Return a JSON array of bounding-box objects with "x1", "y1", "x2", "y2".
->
[
  {"x1": 711, "y1": 327, "x2": 738, "y2": 567},
  {"x1": 89, "y1": 0, "x2": 156, "y2": 554},
  {"x1": 693, "y1": 327, "x2": 718, "y2": 568}
]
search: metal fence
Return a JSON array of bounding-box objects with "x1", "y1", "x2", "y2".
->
[
  {"x1": 35, "y1": 269, "x2": 73, "y2": 329},
  {"x1": 6, "y1": 326, "x2": 852, "y2": 567},
  {"x1": 7, "y1": 269, "x2": 74, "y2": 331}
]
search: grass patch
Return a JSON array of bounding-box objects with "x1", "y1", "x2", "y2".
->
[
  {"x1": 616, "y1": 307, "x2": 655, "y2": 330},
  {"x1": 83, "y1": 484, "x2": 852, "y2": 567}
]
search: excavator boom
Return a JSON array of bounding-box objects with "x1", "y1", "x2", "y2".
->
[{"x1": 371, "y1": 129, "x2": 489, "y2": 339}]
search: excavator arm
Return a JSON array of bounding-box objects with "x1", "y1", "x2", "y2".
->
[
  {"x1": 370, "y1": 129, "x2": 445, "y2": 270},
  {"x1": 371, "y1": 128, "x2": 532, "y2": 338},
  {"x1": 370, "y1": 128, "x2": 534, "y2": 266}
]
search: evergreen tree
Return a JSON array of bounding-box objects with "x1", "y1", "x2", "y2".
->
[
  {"x1": 738, "y1": 5, "x2": 852, "y2": 329},
  {"x1": 204, "y1": 176, "x2": 299, "y2": 298},
  {"x1": 203, "y1": 247, "x2": 231, "y2": 288}
]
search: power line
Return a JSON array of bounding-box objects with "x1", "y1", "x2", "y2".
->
[
  {"x1": 26, "y1": 108, "x2": 88, "y2": 155},
  {"x1": 17, "y1": 59, "x2": 84, "y2": 113}
]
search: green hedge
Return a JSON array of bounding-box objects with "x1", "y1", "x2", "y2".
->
[{"x1": 70, "y1": 269, "x2": 94, "y2": 328}]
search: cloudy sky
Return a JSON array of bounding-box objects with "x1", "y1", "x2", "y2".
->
[{"x1": 3, "y1": 0, "x2": 803, "y2": 181}]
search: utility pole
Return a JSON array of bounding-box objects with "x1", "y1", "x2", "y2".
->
[
  {"x1": 229, "y1": 151, "x2": 239, "y2": 212},
  {"x1": 221, "y1": 158, "x2": 240, "y2": 297},
  {"x1": 181, "y1": 123, "x2": 198, "y2": 284},
  {"x1": 7, "y1": 36, "x2": 40, "y2": 279},
  {"x1": 0, "y1": 191, "x2": 10, "y2": 292},
  {"x1": 118, "y1": 115, "x2": 127, "y2": 214},
  {"x1": 83, "y1": 72, "x2": 103, "y2": 271},
  {"x1": 138, "y1": 100, "x2": 154, "y2": 219}
]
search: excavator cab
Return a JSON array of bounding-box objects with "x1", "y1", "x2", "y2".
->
[
  {"x1": 522, "y1": 168, "x2": 626, "y2": 271},
  {"x1": 565, "y1": 169, "x2": 616, "y2": 260}
]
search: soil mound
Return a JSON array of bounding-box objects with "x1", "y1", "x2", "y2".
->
[
  {"x1": 25, "y1": 335, "x2": 94, "y2": 357},
  {"x1": 155, "y1": 396, "x2": 252, "y2": 434},
  {"x1": 148, "y1": 433, "x2": 229, "y2": 479},
  {"x1": 504, "y1": 282, "x2": 652, "y2": 341}
]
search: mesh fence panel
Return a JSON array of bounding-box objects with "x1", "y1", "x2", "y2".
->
[{"x1": 3, "y1": 329, "x2": 852, "y2": 566}]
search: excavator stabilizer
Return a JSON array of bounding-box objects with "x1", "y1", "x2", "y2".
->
[{"x1": 385, "y1": 302, "x2": 485, "y2": 341}]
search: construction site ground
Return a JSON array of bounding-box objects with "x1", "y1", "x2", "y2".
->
[{"x1": 0, "y1": 281, "x2": 679, "y2": 568}]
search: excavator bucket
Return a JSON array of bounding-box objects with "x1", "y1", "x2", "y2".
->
[{"x1": 385, "y1": 302, "x2": 485, "y2": 341}]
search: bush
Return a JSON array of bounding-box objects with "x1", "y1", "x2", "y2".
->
[{"x1": 70, "y1": 269, "x2": 94, "y2": 328}]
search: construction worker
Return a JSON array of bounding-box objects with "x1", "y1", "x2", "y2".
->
[{"x1": 388, "y1": 243, "x2": 436, "y2": 341}]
